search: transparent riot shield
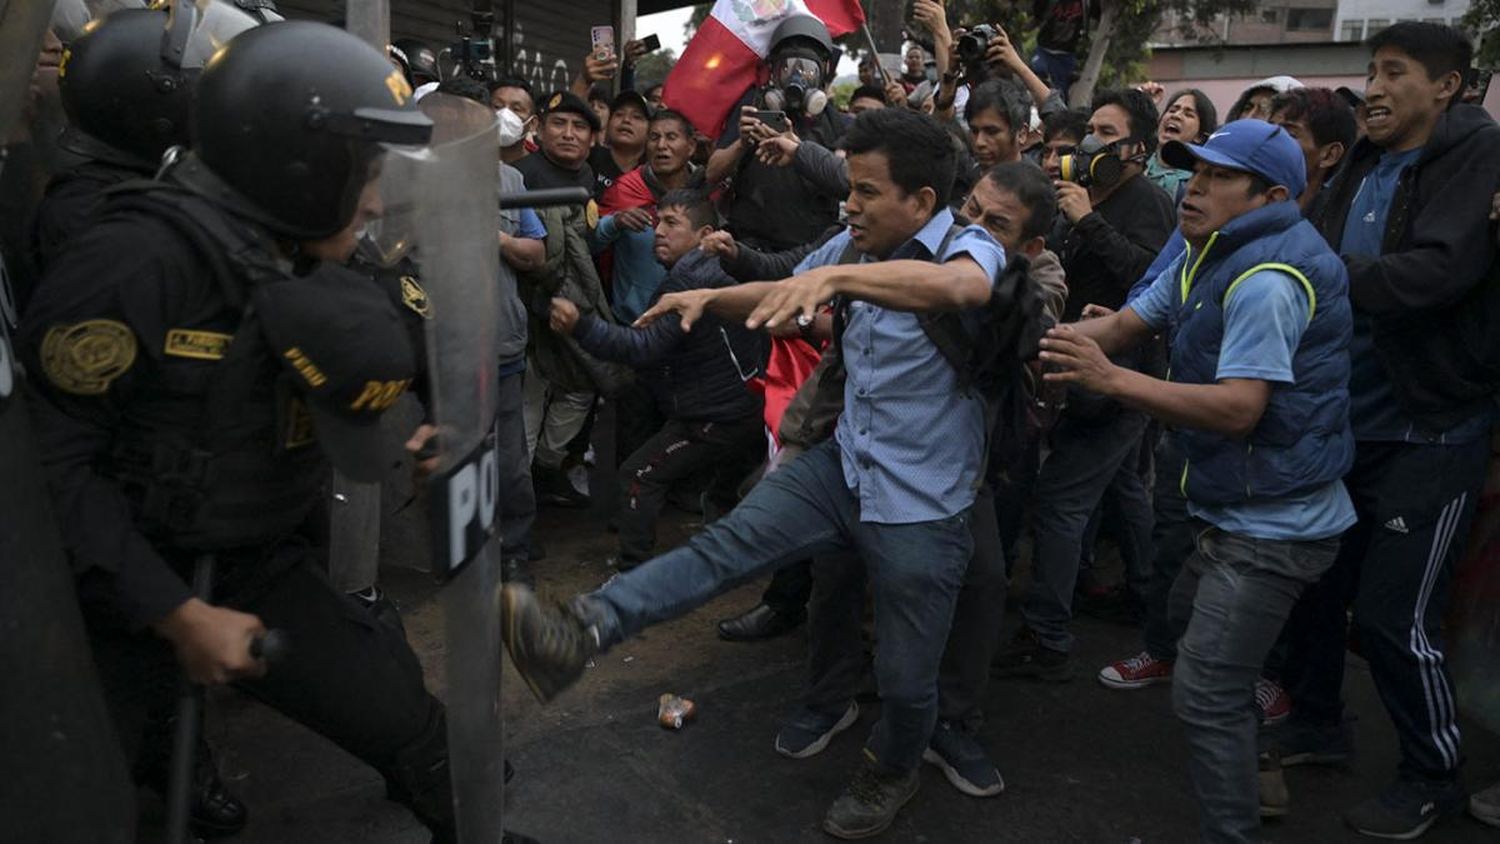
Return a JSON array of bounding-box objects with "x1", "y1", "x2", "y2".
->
[
  {"x1": 380, "y1": 92, "x2": 505, "y2": 843},
  {"x1": 0, "y1": 1, "x2": 136, "y2": 838},
  {"x1": 324, "y1": 0, "x2": 393, "y2": 635}
]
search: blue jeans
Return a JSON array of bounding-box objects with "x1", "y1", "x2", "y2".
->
[
  {"x1": 587, "y1": 439, "x2": 974, "y2": 772},
  {"x1": 1168, "y1": 524, "x2": 1338, "y2": 844}
]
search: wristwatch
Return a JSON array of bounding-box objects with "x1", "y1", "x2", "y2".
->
[{"x1": 795, "y1": 312, "x2": 816, "y2": 341}]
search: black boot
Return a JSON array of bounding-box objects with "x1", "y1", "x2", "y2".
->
[
  {"x1": 140, "y1": 738, "x2": 249, "y2": 838},
  {"x1": 716, "y1": 603, "x2": 805, "y2": 642}
]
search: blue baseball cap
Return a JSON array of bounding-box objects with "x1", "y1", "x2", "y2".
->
[{"x1": 1160, "y1": 118, "x2": 1307, "y2": 199}]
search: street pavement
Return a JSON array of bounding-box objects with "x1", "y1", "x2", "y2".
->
[{"x1": 149, "y1": 438, "x2": 1500, "y2": 843}]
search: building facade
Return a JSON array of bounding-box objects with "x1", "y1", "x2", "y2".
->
[{"x1": 274, "y1": 0, "x2": 623, "y2": 96}]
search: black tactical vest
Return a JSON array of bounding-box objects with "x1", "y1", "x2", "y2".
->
[{"x1": 99, "y1": 182, "x2": 329, "y2": 552}]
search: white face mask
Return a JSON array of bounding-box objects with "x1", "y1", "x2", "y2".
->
[{"x1": 496, "y1": 107, "x2": 526, "y2": 148}]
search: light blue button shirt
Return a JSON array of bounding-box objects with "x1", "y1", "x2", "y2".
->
[{"x1": 793, "y1": 209, "x2": 1007, "y2": 525}]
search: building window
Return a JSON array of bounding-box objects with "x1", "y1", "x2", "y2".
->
[
  {"x1": 1367, "y1": 18, "x2": 1391, "y2": 35},
  {"x1": 1286, "y1": 7, "x2": 1334, "y2": 30},
  {"x1": 1262, "y1": 8, "x2": 1279, "y2": 23},
  {"x1": 1341, "y1": 19, "x2": 1365, "y2": 40}
]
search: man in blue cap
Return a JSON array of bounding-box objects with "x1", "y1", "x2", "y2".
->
[{"x1": 1036, "y1": 119, "x2": 1356, "y2": 843}]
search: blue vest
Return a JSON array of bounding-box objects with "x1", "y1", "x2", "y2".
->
[{"x1": 1167, "y1": 201, "x2": 1354, "y2": 506}]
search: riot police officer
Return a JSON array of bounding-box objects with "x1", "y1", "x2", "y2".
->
[
  {"x1": 29, "y1": 3, "x2": 258, "y2": 282},
  {"x1": 19, "y1": 21, "x2": 456, "y2": 841}
]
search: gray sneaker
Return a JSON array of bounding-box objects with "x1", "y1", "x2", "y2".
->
[
  {"x1": 775, "y1": 702, "x2": 859, "y2": 759},
  {"x1": 923, "y1": 721, "x2": 1004, "y2": 797},
  {"x1": 1470, "y1": 780, "x2": 1500, "y2": 828},
  {"x1": 499, "y1": 584, "x2": 599, "y2": 703},
  {"x1": 822, "y1": 756, "x2": 920, "y2": 840}
]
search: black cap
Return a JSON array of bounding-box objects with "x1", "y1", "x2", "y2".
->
[
  {"x1": 540, "y1": 89, "x2": 602, "y2": 132},
  {"x1": 611, "y1": 88, "x2": 653, "y2": 119},
  {"x1": 1336, "y1": 86, "x2": 1366, "y2": 108},
  {"x1": 252, "y1": 267, "x2": 416, "y2": 482}
]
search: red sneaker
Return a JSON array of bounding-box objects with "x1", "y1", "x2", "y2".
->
[
  {"x1": 1256, "y1": 678, "x2": 1291, "y2": 726},
  {"x1": 1097, "y1": 651, "x2": 1174, "y2": 690}
]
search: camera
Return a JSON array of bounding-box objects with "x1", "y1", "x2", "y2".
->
[
  {"x1": 452, "y1": 10, "x2": 496, "y2": 81},
  {"x1": 956, "y1": 23, "x2": 998, "y2": 66}
]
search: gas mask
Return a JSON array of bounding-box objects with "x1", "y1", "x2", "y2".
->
[
  {"x1": 496, "y1": 106, "x2": 526, "y2": 148},
  {"x1": 761, "y1": 51, "x2": 828, "y2": 118},
  {"x1": 1057, "y1": 134, "x2": 1139, "y2": 189}
]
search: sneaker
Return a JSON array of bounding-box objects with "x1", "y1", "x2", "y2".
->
[
  {"x1": 499, "y1": 585, "x2": 599, "y2": 703},
  {"x1": 1268, "y1": 716, "x2": 1353, "y2": 767},
  {"x1": 822, "y1": 755, "x2": 920, "y2": 840},
  {"x1": 775, "y1": 702, "x2": 859, "y2": 759},
  {"x1": 1344, "y1": 779, "x2": 1466, "y2": 839},
  {"x1": 992, "y1": 627, "x2": 1071, "y2": 682},
  {"x1": 1256, "y1": 678, "x2": 1291, "y2": 727},
  {"x1": 922, "y1": 721, "x2": 1005, "y2": 797},
  {"x1": 1098, "y1": 651, "x2": 1173, "y2": 690},
  {"x1": 1259, "y1": 750, "x2": 1289, "y2": 818},
  {"x1": 1470, "y1": 780, "x2": 1500, "y2": 828}
]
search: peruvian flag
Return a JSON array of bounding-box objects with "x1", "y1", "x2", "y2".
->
[{"x1": 663, "y1": 0, "x2": 865, "y2": 139}]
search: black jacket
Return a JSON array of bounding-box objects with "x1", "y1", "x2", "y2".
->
[
  {"x1": 1052, "y1": 173, "x2": 1176, "y2": 320},
  {"x1": 720, "y1": 224, "x2": 843, "y2": 283},
  {"x1": 1312, "y1": 103, "x2": 1500, "y2": 430},
  {"x1": 574, "y1": 249, "x2": 766, "y2": 423}
]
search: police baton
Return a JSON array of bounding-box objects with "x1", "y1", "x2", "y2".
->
[
  {"x1": 165, "y1": 554, "x2": 288, "y2": 844},
  {"x1": 499, "y1": 186, "x2": 592, "y2": 210}
]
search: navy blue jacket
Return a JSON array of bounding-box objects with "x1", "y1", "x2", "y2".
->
[
  {"x1": 574, "y1": 249, "x2": 766, "y2": 423},
  {"x1": 1167, "y1": 201, "x2": 1354, "y2": 506}
]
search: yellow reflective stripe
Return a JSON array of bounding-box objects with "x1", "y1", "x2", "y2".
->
[
  {"x1": 1222, "y1": 262, "x2": 1317, "y2": 325},
  {"x1": 1179, "y1": 232, "x2": 1220, "y2": 304},
  {"x1": 1180, "y1": 458, "x2": 1190, "y2": 497}
]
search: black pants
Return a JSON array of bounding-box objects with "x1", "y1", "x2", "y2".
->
[
  {"x1": 617, "y1": 416, "x2": 765, "y2": 565},
  {"x1": 1283, "y1": 438, "x2": 1488, "y2": 783},
  {"x1": 805, "y1": 487, "x2": 1007, "y2": 731},
  {"x1": 612, "y1": 381, "x2": 665, "y2": 471},
  {"x1": 86, "y1": 543, "x2": 452, "y2": 833}
]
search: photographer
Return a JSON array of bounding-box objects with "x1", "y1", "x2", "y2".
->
[
  {"x1": 706, "y1": 16, "x2": 846, "y2": 251},
  {"x1": 930, "y1": 15, "x2": 1062, "y2": 130},
  {"x1": 994, "y1": 88, "x2": 1174, "y2": 680}
]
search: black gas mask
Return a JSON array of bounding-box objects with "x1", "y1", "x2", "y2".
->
[
  {"x1": 1057, "y1": 134, "x2": 1142, "y2": 189},
  {"x1": 761, "y1": 49, "x2": 828, "y2": 117}
]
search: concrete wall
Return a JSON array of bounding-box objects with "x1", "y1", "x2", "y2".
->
[{"x1": 1146, "y1": 42, "x2": 1367, "y2": 116}]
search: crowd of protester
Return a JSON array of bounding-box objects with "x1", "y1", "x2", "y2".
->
[
  {"x1": 486, "y1": 11, "x2": 1500, "y2": 843},
  {"x1": 12, "y1": 0, "x2": 1500, "y2": 841}
]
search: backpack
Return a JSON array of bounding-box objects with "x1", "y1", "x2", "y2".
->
[{"x1": 829, "y1": 226, "x2": 1055, "y2": 486}]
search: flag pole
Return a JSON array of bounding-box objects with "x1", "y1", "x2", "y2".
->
[{"x1": 861, "y1": 22, "x2": 894, "y2": 87}]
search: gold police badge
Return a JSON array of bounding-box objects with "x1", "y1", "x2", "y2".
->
[{"x1": 40, "y1": 319, "x2": 137, "y2": 395}]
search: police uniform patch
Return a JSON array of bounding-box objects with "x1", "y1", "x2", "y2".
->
[
  {"x1": 586, "y1": 199, "x2": 600, "y2": 230},
  {"x1": 40, "y1": 319, "x2": 137, "y2": 395},
  {"x1": 164, "y1": 328, "x2": 233, "y2": 360},
  {"x1": 548, "y1": 92, "x2": 564, "y2": 111},
  {"x1": 385, "y1": 69, "x2": 412, "y2": 106},
  {"x1": 400, "y1": 275, "x2": 432, "y2": 319},
  {"x1": 283, "y1": 395, "x2": 316, "y2": 449}
]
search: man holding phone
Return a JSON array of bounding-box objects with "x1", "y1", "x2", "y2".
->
[{"x1": 705, "y1": 16, "x2": 846, "y2": 253}]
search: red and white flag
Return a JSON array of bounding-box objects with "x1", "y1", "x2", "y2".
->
[{"x1": 662, "y1": 0, "x2": 865, "y2": 139}]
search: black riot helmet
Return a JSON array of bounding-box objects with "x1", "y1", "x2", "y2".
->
[
  {"x1": 191, "y1": 21, "x2": 434, "y2": 239},
  {"x1": 58, "y1": 2, "x2": 259, "y2": 170},
  {"x1": 768, "y1": 15, "x2": 834, "y2": 67},
  {"x1": 391, "y1": 37, "x2": 441, "y2": 86}
]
